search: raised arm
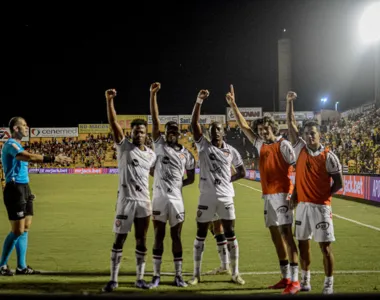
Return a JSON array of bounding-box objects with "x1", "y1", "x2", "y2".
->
[
  {"x1": 191, "y1": 89, "x2": 210, "y2": 142},
  {"x1": 150, "y1": 82, "x2": 161, "y2": 141},
  {"x1": 226, "y1": 84, "x2": 259, "y2": 144},
  {"x1": 105, "y1": 89, "x2": 124, "y2": 144},
  {"x1": 286, "y1": 91, "x2": 300, "y2": 145}
]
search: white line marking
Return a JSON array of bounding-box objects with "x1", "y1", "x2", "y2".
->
[
  {"x1": 236, "y1": 182, "x2": 262, "y2": 193},
  {"x1": 239, "y1": 270, "x2": 380, "y2": 275},
  {"x1": 235, "y1": 182, "x2": 380, "y2": 232},
  {"x1": 332, "y1": 214, "x2": 380, "y2": 232},
  {"x1": 149, "y1": 270, "x2": 380, "y2": 276},
  {"x1": 39, "y1": 270, "x2": 380, "y2": 276}
]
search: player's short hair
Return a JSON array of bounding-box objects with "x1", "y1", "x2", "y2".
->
[
  {"x1": 302, "y1": 120, "x2": 320, "y2": 133},
  {"x1": 165, "y1": 121, "x2": 179, "y2": 130},
  {"x1": 252, "y1": 116, "x2": 279, "y2": 135},
  {"x1": 208, "y1": 122, "x2": 225, "y2": 140},
  {"x1": 9, "y1": 117, "x2": 24, "y2": 134},
  {"x1": 210, "y1": 121, "x2": 223, "y2": 130},
  {"x1": 130, "y1": 118, "x2": 147, "y2": 129}
]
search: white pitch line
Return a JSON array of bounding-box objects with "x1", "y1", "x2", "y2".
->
[
  {"x1": 235, "y1": 182, "x2": 380, "y2": 232},
  {"x1": 236, "y1": 182, "x2": 263, "y2": 193},
  {"x1": 38, "y1": 270, "x2": 380, "y2": 276},
  {"x1": 332, "y1": 214, "x2": 380, "y2": 232},
  {"x1": 150, "y1": 270, "x2": 380, "y2": 276},
  {"x1": 239, "y1": 270, "x2": 380, "y2": 275}
]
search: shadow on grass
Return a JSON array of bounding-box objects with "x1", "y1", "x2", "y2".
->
[{"x1": 0, "y1": 279, "x2": 271, "y2": 295}]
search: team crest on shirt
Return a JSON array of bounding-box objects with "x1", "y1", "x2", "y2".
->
[
  {"x1": 178, "y1": 153, "x2": 185, "y2": 160},
  {"x1": 222, "y1": 151, "x2": 230, "y2": 157},
  {"x1": 115, "y1": 220, "x2": 121, "y2": 227},
  {"x1": 145, "y1": 152, "x2": 154, "y2": 160}
]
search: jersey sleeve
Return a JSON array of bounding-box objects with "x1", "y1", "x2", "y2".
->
[
  {"x1": 293, "y1": 137, "x2": 306, "y2": 162},
  {"x1": 231, "y1": 146, "x2": 244, "y2": 168},
  {"x1": 153, "y1": 135, "x2": 165, "y2": 155},
  {"x1": 185, "y1": 150, "x2": 196, "y2": 170},
  {"x1": 6, "y1": 142, "x2": 24, "y2": 158},
  {"x1": 195, "y1": 135, "x2": 209, "y2": 152},
  {"x1": 326, "y1": 151, "x2": 342, "y2": 174},
  {"x1": 116, "y1": 137, "x2": 132, "y2": 151},
  {"x1": 253, "y1": 139, "x2": 264, "y2": 157},
  {"x1": 280, "y1": 139, "x2": 296, "y2": 165}
]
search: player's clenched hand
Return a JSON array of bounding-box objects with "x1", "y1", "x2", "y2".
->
[
  {"x1": 55, "y1": 154, "x2": 73, "y2": 165},
  {"x1": 226, "y1": 84, "x2": 236, "y2": 106},
  {"x1": 286, "y1": 91, "x2": 297, "y2": 102},
  {"x1": 197, "y1": 89, "x2": 210, "y2": 100},
  {"x1": 105, "y1": 89, "x2": 117, "y2": 101},
  {"x1": 150, "y1": 82, "x2": 161, "y2": 94}
]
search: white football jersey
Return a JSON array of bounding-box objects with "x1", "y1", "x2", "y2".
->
[
  {"x1": 196, "y1": 136, "x2": 243, "y2": 197},
  {"x1": 153, "y1": 136, "x2": 195, "y2": 200},
  {"x1": 116, "y1": 138, "x2": 156, "y2": 202}
]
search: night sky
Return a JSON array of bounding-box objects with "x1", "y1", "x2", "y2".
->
[{"x1": 1, "y1": 0, "x2": 376, "y2": 127}]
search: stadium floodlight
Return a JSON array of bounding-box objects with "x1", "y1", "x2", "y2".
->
[
  {"x1": 359, "y1": 2, "x2": 380, "y2": 44},
  {"x1": 321, "y1": 97, "x2": 328, "y2": 103}
]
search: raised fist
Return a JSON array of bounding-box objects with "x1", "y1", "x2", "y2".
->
[
  {"x1": 105, "y1": 89, "x2": 117, "y2": 101},
  {"x1": 286, "y1": 91, "x2": 297, "y2": 102},
  {"x1": 197, "y1": 89, "x2": 210, "y2": 100},
  {"x1": 150, "y1": 82, "x2": 161, "y2": 94}
]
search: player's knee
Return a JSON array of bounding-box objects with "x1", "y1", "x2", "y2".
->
[
  {"x1": 197, "y1": 223, "x2": 208, "y2": 238},
  {"x1": 12, "y1": 224, "x2": 25, "y2": 236},
  {"x1": 12, "y1": 228, "x2": 24, "y2": 237},
  {"x1": 154, "y1": 228, "x2": 166, "y2": 242},
  {"x1": 170, "y1": 228, "x2": 181, "y2": 242},
  {"x1": 213, "y1": 226, "x2": 223, "y2": 235},
  {"x1": 113, "y1": 233, "x2": 127, "y2": 249},
  {"x1": 279, "y1": 225, "x2": 291, "y2": 237},
  {"x1": 215, "y1": 233, "x2": 226, "y2": 242},
  {"x1": 221, "y1": 220, "x2": 234, "y2": 234},
  {"x1": 224, "y1": 230, "x2": 235, "y2": 239},
  {"x1": 319, "y1": 243, "x2": 332, "y2": 257}
]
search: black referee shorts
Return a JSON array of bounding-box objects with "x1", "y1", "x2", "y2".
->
[{"x1": 3, "y1": 182, "x2": 34, "y2": 221}]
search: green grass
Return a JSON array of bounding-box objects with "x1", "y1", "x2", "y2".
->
[{"x1": 0, "y1": 174, "x2": 379, "y2": 295}]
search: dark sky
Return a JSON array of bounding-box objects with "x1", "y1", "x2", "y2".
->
[{"x1": 2, "y1": 0, "x2": 377, "y2": 127}]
